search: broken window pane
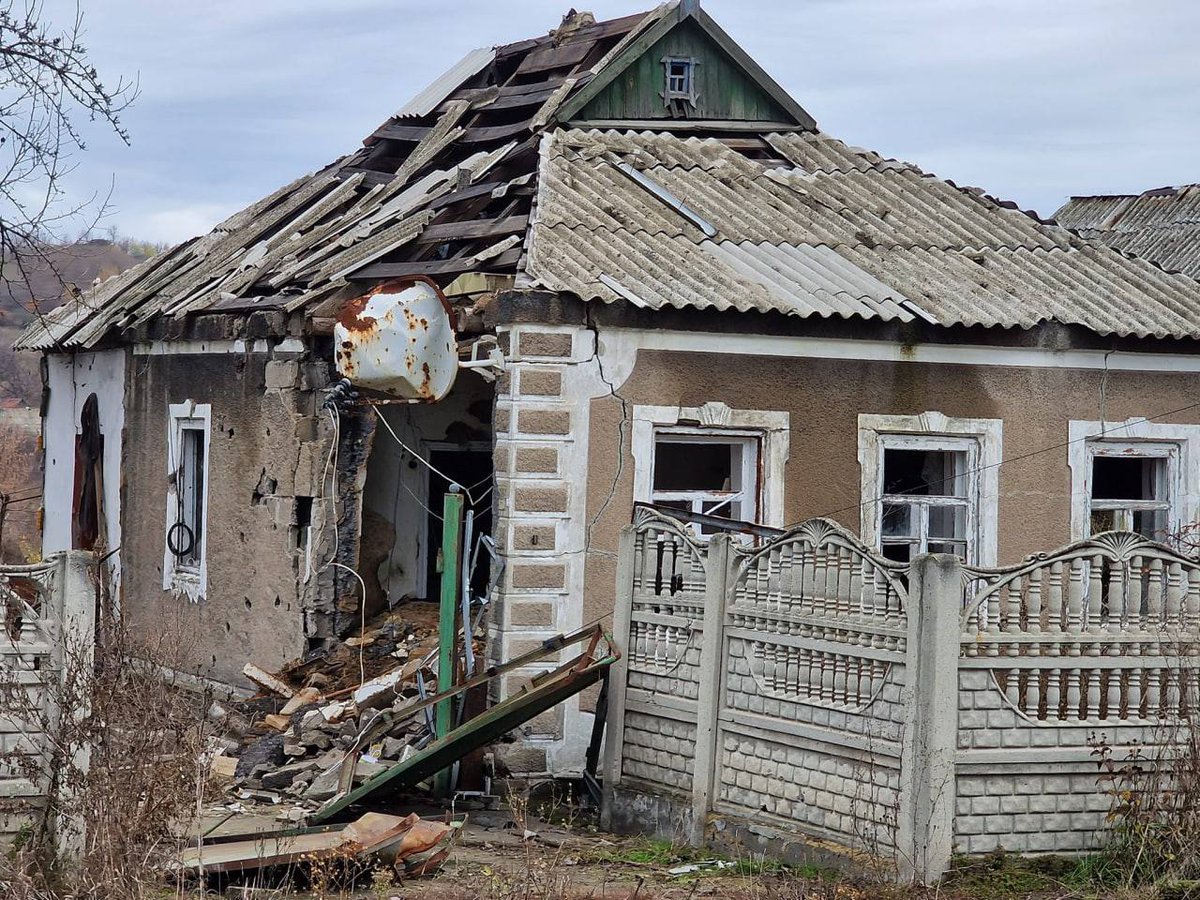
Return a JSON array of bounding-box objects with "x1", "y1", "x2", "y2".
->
[
  {"x1": 666, "y1": 59, "x2": 693, "y2": 97},
  {"x1": 883, "y1": 448, "x2": 967, "y2": 498},
  {"x1": 178, "y1": 426, "x2": 206, "y2": 567},
  {"x1": 928, "y1": 505, "x2": 967, "y2": 541},
  {"x1": 1091, "y1": 456, "x2": 1164, "y2": 501},
  {"x1": 653, "y1": 440, "x2": 738, "y2": 492},
  {"x1": 1087, "y1": 451, "x2": 1172, "y2": 539},
  {"x1": 650, "y1": 434, "x2": 758, "y2": 536},
  {"x1": 881, "y1": 503, "x2": 912, "y2": 537}
]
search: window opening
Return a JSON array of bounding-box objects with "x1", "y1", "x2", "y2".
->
[
  {"x1": 72, "y1": 393, "x2": 102, "y2": 550},
  {"x1": 878, "y1": 444, "x2": 973, "y2": 563},
  {"x1": 1088, "y1": 452, "x2": 1171, "y2": 539},
  {"x1": 662, "y1": 56, "x2": 699, "y2": 108},
  {"x1": 651, "y1": 433, "x2": 758, "y2": 537},
  {"x1": 169, "y1": 425, "x2": 206, "y2": 567}
]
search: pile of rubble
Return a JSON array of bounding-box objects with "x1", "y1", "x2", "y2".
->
[{"x1": 206, "y1": 604, "x2": 463, "y2": 819}]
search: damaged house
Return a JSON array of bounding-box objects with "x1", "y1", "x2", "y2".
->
[{"x1": 17, "y1": 0, "x2": 1200, "y2": 780}]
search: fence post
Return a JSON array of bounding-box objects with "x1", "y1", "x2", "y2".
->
[
  {"x1": 52, "y1": 551, "x2": 98, "y2": 864},
  {"x1": 601, "y1": 525, "x2": 637, "y2": 831},
  {"x1": 689, "y1": 532, "x2": 732, "y2": 845},
  {"x1": 897, "y1": 553, "x2": 961, "y2": 885}
]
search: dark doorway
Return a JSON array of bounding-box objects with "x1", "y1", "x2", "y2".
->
[{"x1": 424, "y1": 447, "x2": 493, "y2": 601}]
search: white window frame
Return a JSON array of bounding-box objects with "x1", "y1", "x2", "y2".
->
[
  {"x1": 1067, "y1": 419, "x2": 1200, "y2": 542},
  {"x1": 661, "y1": 55, "x2": 699, "y2": 106},
  {"x1": 650, "y1": 429, "x2": 760, "y2": 526},
  {"x1": 633, "y1": 402, "x2": 789, "y2": 537},
  {"x1": 859, "y1": 412, "x2": 1002, "y2": 566},
  {"x1": 163, "y1": 401, "x2": 211, "y2": 602}
]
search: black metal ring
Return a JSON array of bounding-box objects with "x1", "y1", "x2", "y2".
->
[{"x1": 167, "y1": 521, "x2": 195, "y2": 558}]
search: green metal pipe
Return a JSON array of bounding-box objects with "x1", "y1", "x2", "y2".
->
[{"x1": 435, "y1": 488, "x2": 465, "y2": 795}]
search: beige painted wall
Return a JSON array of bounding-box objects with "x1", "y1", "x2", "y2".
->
[{"x1": 581, "y1": 350, "x2": 1200, "y2": 630}]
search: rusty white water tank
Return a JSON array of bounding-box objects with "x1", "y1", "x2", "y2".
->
[{"x1": 334, "y1": 278, "x2": 458, "y2": 402}]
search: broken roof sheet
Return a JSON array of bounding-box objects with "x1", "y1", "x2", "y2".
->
[
  {"x1": 16, "y1": 4, "x2": 1200, "y2": 352},
  {"x1": 525, "y1": 129, "x2": 1200, "y2": 339},
  {"x1": 1055, "y1": 185, "x2": 1200, "y2": 281}
]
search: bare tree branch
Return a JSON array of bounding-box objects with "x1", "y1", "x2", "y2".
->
[{"x1": 0, "y1": 0, "x2": 136, "y2": 341}]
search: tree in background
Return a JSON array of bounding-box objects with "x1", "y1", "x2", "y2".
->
[{"x1": 0, "y1": 0, "x2": 135, "y2": 316}]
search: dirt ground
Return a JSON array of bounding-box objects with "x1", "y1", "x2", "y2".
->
[{"x1": 194, "y1": 804, "x2": 1157, "y2": 900}]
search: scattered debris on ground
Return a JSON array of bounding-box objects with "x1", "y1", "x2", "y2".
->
[{"x1": 188, "y1": 608, "x2": 617, "y2": 892}]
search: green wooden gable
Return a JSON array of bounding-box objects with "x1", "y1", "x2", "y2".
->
[{"x1": 556, "y1": 3, "x2": 815, "y2": 130}]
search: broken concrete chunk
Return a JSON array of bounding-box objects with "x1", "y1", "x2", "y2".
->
[
  {"x1": 280, "y1": 686, "x2": 323, "y2": 716},
  {"x1": 320, "y1": 701, "x2": 352, "y2": 724},
  {"x1": 210, "y1": 754, "x2": 238, "y2": 781},
  {"x1": 303, "y1": 767, "x2": 342, "y2": 802},
  {"x1": 352, "y1": 666, "x2": 408, "y2": 711},
  {"x1": 243, "y1": 663, "x2": 297, "y2": 699}
]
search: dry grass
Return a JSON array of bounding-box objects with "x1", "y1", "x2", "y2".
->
[{"x1": 0, "y1": 585, "x2": 216, "y2": 899}]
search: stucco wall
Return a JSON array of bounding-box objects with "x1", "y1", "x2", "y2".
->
[
  {"x1": 580, "y1": 349, "x2": 1200, "y2": 636},
  {"x1": 43, "y1": 350, "x2": 126, "y2": 590},
  {"x1": 120, "y1": 347, "x2": 332, "y2": 687}
]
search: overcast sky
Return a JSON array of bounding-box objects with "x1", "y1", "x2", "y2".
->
[{"x1": 45, "y1": 0, "x2": 1200, "y2": 245}]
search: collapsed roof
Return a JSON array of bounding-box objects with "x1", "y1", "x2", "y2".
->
[
  {"x1": 1055, "y1": 185, "x2": 1200, "y2": 282},
  {"x1": 17, "y1": 3, "x2": 1200, "y2": 351}
]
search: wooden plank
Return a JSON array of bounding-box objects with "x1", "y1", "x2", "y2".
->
[
  {"x1": 480, "y1": 84, "x2": 564, "y2": 112},
  {"x1": 179, "y1": 832, "x2": 346, "y2": 874},
  {"x1": 494, "y1": 77, "x2": 568, "y2": 100},
  {"x1": 427, "y1": 181, "x2": 505, "y2": 210},
  {"x1": 372, "y1": 123, "x2": 433, "y2": 142},
  {"x1": 348, "y1": 248, "x2": 522, "y2": 281},
  {"x1": 338, "y1": 166, "x2": 392, "y2": 187},
  {"x1": 418, "y1": 214, "x2": 529, "y2": 243},
  {"x1": 459, "y1": 121, "x2": 534, "y2": 143},
  {"x1": 516, "y1": 39, "x2": 595, "y2": 75}
]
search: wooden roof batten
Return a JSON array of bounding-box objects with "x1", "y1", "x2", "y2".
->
[{"x1": 14, "y1": 2, "x2": 825, "y2": 352}]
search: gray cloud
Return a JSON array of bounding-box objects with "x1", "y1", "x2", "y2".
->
[{"x1": 44, "y1": 0, "x2": 1200, "y2": 243}]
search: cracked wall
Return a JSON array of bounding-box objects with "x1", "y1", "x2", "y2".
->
[{"x1": 121, "y1": 342, "x2": 357, "y2": 689}]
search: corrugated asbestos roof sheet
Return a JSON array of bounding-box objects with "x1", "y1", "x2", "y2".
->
[
  {"x1": 1055, "y1": 186, "x2": 1200, "y2": 280},
  {"x1": 395, "y1": 47, "x2": 496, "y2": 118},
  {"x1": 525, "y1": 130, "x2": 1200, "y2": 338}
]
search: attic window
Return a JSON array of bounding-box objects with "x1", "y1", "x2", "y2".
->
[{"x1": 662, "y1": 56, "x2": 698, "y2": 107}]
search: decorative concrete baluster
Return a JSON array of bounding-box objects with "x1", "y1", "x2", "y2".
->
[
  {"x1": 1105, "y1": 667, "x2": 1120, "y2": 720},
  {"x1": 1004, "y1": 668, "x2": 1020, "y2": 709},
  {"x1": 1129, "y1": 667, "x2": 1145, "y2": 718},
  {"x1": 801, "y1": 548, "x2": 816, "y2": 617},
  {"x1": 1146, "y1": 557, "x2": 1165, "y2": 627},
  {"x1": 1167, "y1": 562, "x2": 1184, "y2": 630},
  {"x1": 1187, "y1": 569, "x2": 1200, "y2": 631},
  {"x1": 796, "y1": 647, "x2": 812, "y2": 696},
  {"x1": 1086, "y1": 669, "x2": 1102, "y2": 720},
  {"x1": 1166, "y1": 666, "x2": 1182, "y2": 717},
  {"x1": 1046, "y1": 561, "x2": 1065, "y2": 634},
  {"x1": 1067, "y1": 557, "x2": 1085, "y2": 633},
  {"x1": 820, "y1": 653, "x2": 834, "y2": 703},
  {"x1": 1025, "y1": 670, "x2": 1042, "y2": 719},
  {"x1": 1088, "y1": 555, "x2": 1105, "y2": 630},
  {"x1": 1066, "y1": 668, "x2": 1082, "y2": 719},
  {"x1": 834, "y1": 653, "x2": 849, "y2": 704},
  {"x1": 813, "y1": 549, "x2": 829, "y2": 617},
  {"x1": 850, "y1": 559, "x2": 865, "y2": 619},
  {"x1": 838, "y1": 548, "x2": 854, "y2": 617},
  {"x1": 1045, "y1": 668, "x2": 1061, "y2": 720},
  {"x1": 1026, "y1": 568, "x2": 1043, "y2": 636},
  {"x1": 1145, "y1": 666, "x2": 1161, "y2": 718},
  {"x1": 1108, "y1": 559, "x2": 1127, "y2": 633}
]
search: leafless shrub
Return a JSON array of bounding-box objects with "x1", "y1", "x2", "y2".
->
[
  {"x1": 0, "y1": 572, "x2": 215, "y2": 899},
  {"x1": 0, "y1": 0, "x2": 138, "y2": 330},
  {"x1": 1090, "y1": 655, "x2": 1200, "y2": 888}
]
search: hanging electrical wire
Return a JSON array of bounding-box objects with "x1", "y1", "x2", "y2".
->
[{"x1": 374, "y1": 411, "x2": 478, "y2": 505}]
